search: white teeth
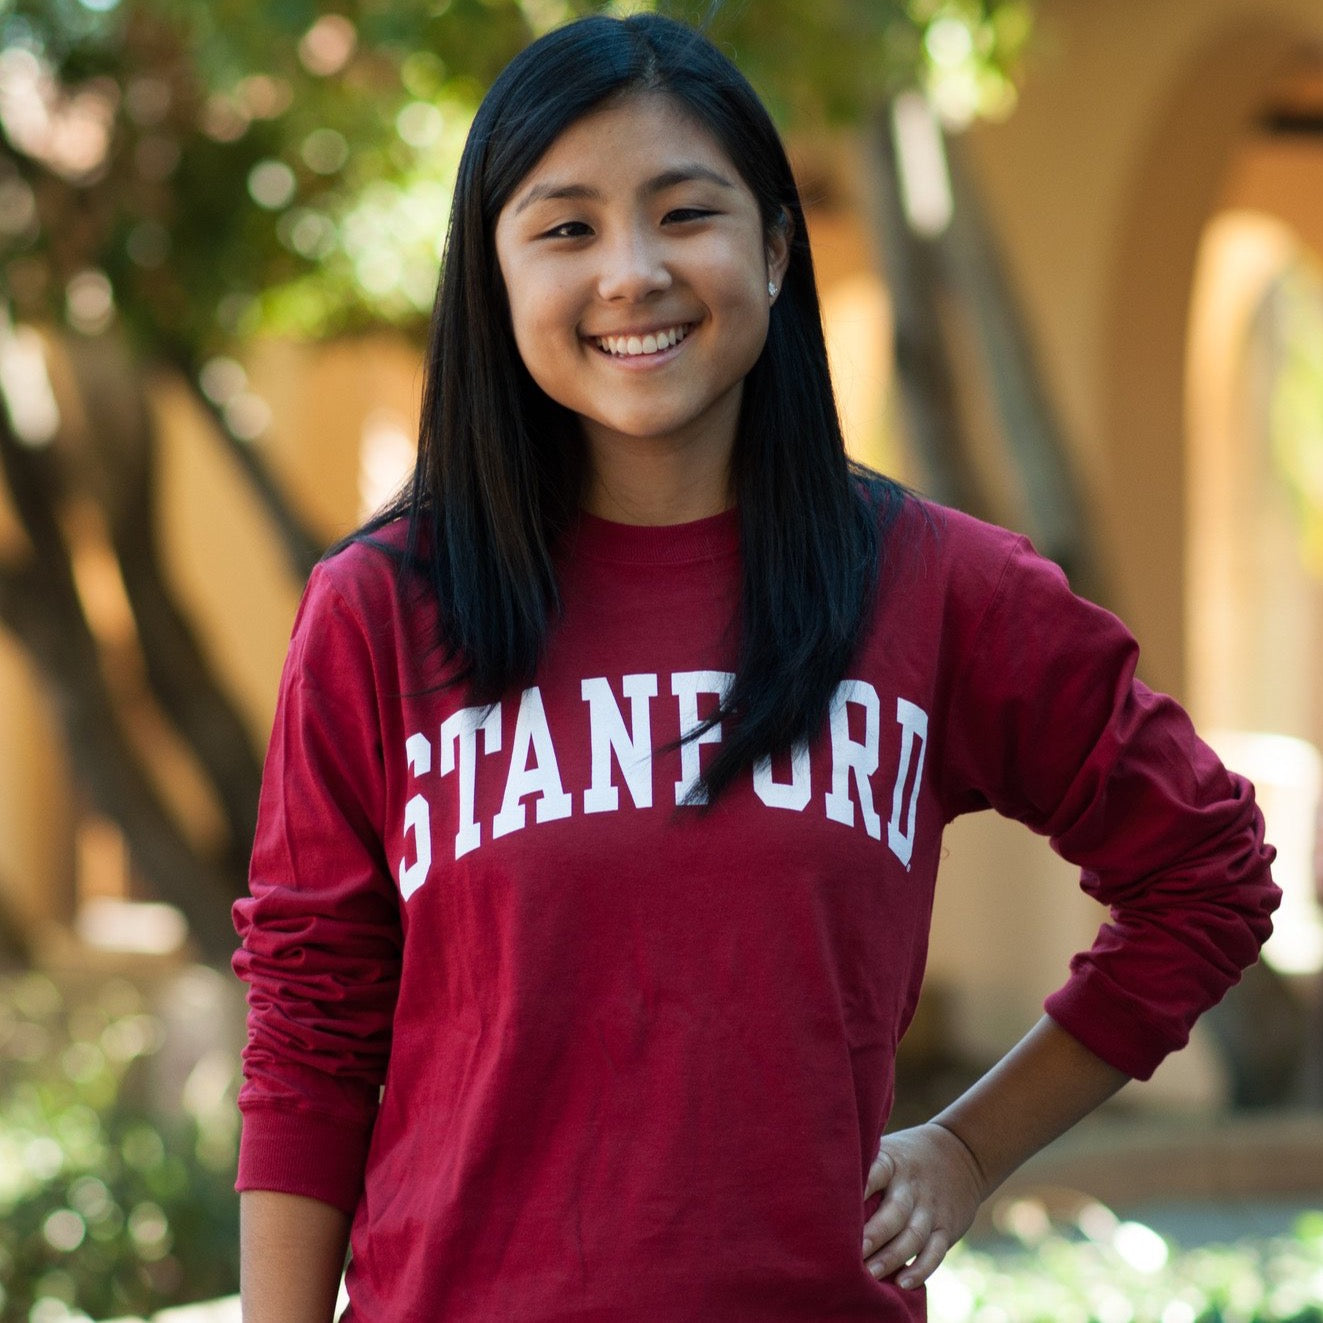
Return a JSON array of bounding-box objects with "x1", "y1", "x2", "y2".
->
[{"x1": 595, "y1": 325, "x2": 689, "y2": 357}]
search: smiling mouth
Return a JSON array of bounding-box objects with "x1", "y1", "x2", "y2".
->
[{"x1": 591, "y1": 324, "x2": 693, "y2": 358}]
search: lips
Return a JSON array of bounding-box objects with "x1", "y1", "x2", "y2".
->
[{"x1": 591, "y1": 324, "x2": 693, "y2": 358}]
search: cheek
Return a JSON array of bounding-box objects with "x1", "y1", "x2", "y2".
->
[
  {"x1": 724, "y1": 272, "x2": 771, "y2": 352},
  {"x1": 708, "y1": 254, "x2": 772, "y2": 327},
  {"x1": 504, "y1": 296, "x2": 553, "y2": 376},
  {"x1": 506, "y1": 294, "x2": 584, "y2": 402},
  {"x1": 508, "y1": 278, "x2": 575, "y2": 352},
  {"x1": 496, "y1": 245, "x2": 550, "y2": 338}
]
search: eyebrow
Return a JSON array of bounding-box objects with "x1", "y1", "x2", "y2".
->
[{"x1": 513, "y1": 163, "x2": 737, "y2": 214}]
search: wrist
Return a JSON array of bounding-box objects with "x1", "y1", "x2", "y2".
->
[
  {"x1": 928, "y1": 1016, "x2": 1131, "y2": 1197},
  {"x1": 928, "y1": 1117, "x2": 990, "y2": 1195}
]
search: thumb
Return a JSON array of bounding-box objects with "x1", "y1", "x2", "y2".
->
[{"x1": 864, "y1": 1146, "x2": 894, "y2": 1199}]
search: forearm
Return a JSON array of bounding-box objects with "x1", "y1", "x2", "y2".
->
[
  {"x1": 932, "y1": 1013, "x2": 1129, "y2": 1192},
  {"x1": 240, "y1": 1190, "x2": 351, "y2": 1323}
]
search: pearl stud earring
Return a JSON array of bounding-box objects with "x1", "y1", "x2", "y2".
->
[{"x1": 768, "y1": 281, "x2": 778, "y2": 299}]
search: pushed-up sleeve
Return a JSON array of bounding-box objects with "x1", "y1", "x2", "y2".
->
[
  {"x1": 232, "y1": 563, "x2": 402, "y2": 1214},
  {"x1": 940, "y1": 536, "x2": 1279, "y2": 1081}
]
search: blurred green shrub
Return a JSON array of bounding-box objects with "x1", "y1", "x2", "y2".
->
[
  {"x1": 932, "y1": 1207, "x2": 1323, "y2": 1322},
  {"x1": 0, "y1": 970, "x2": 238, "y2": 1323}
]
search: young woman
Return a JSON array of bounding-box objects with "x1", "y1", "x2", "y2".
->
[{"x1": 233, "y1": 14, "x2": 1278, "y2": 1321}]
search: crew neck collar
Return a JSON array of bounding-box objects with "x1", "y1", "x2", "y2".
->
[{"x1": 564, "y1": 507, "x2": 740, "y2": 566}]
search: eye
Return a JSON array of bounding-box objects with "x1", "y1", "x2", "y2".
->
[
  {"x1": 539, "y1": 220, "x2": 592, "y2": 240},
  {"x1": 662, "y1": 207, "x2": 717, "y2": 225}
]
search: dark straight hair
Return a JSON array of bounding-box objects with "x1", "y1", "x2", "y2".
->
[{"x1": 365, "y1": 12, "x2": 906, "y2": 804}]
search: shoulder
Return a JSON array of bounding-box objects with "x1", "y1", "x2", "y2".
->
[
  {"x1": 873, "y1": 489, "x2": 1045, "y2": 611},
  {"x1": 902, "y1": 494, "x2": 1024, "y2": 562},
  {"x1": 853, "y1": 468, "x2": 1028, "y2": 566},
  {"x1": 905, "y1": 501, "x2": 1140, "y2": 719},
  {"x1": 864, "y1": 493, "x2": 1133, "y2": 706},
  {"x1": 286, "y1": 517, "x2": 435, "y2": 675},
  {"x1": 305, "y1": 516, "x2": 422, "y2": 617}
]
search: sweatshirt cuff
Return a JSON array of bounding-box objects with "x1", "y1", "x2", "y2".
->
[
  {"x1": 237, "y1": 1103, "x2": 374, "y2": 1216},
  {"x1": 1043, "y1": 971, "x2": 1180, "y2": 1081}
]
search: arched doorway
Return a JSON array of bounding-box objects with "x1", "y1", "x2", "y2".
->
[
  {"x1": 1102, "y1": 22, "x2": 1323, "y2": 701},
  {"x1": 1187, "y1": 64, "x2": 1323, "y2": 753},
  {"x1": 1185, "y1": 64, "x2": 1323, "y2": 1037},
  {"x1": 1105, "y1": 36, "x2": 1323, "y2": 1091}
]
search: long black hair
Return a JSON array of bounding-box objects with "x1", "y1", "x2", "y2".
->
[{"x1": 366, "y1": 12, "x2": 906, "y2": 804}]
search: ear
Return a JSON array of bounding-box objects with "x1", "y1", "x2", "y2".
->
[{"x1": 765, "y1": 207, "x2": 793, "y2": 293}]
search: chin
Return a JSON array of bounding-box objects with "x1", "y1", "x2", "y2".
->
[{"x1": 594, "y1": 417, "x2": 692, "y2": 444}]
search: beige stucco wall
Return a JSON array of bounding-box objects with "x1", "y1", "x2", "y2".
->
[
  {"x1": 909, "y1": 0, "x2": 1323, "y2": 1098},
  {"x1": 247, "y1": 335, "x2": 425, "y2": 545},
  {"x1": 151, "y1": 333, "x2": 424, "y2": 749},
  {"x1": 961, "y1": 0, "x2": 1323, "y2": 700}
]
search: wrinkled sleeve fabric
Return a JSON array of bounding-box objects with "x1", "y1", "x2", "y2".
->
[
  {"x1": 938, "y1": 534, "x2": 1279, "y2": 1081},
  {"x1": 232, "y1": 563, "x2": 402, "y2": 1215}
]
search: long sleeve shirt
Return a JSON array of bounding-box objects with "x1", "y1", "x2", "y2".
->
[{"x1": 233, "y1": 499, "x2": 1278, "y2": 1321}]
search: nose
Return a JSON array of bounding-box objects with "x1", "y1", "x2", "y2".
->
[{"x1": 596, "y1": 224, "x2": 672, "y2": 302}]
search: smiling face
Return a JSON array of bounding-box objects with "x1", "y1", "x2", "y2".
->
[{"x1": 493, "y1": 92, "x2": 789, "y2": 518}]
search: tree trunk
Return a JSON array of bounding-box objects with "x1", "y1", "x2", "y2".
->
[
  {"x1": 0, "y1": 399, "x2": 241, "y2": 964},
  {"x1": 939, "y1": 134, "x2": 1103, "y2": 597},
  {"x1": 62, "y1": 332, "x2": 267, "y2": 872},
  {"x1": 863, "y1": 100, "x2": 1103, "y2": 600},
  {"x1": 865, "y1": 105, "x2": 989, "y2": 517}
]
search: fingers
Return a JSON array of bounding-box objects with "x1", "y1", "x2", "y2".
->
[
  {"x1": 862, "y1": 1194, "x2": 930, "y2": 1282},
  {"x1": 896, "y1": 1230, "x2": 950, "y2": 1289},
  {"x1": 861, "y1": 1141, "x2": 954, "y2": 1288},
  {"x1": 860, "y1": 1179, "x2": 916, "y2": 1257},
  {"x1": 863, "y1": 1148, "x2": 893, "y2": 1200},
  {"x1": 861, "y1": 1124, "x2": 983, "y2": 1291},
  {"x1": 862, "y1": 1206, "x2": 949, "y2": 1290}
]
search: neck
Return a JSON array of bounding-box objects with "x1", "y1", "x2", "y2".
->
[
  {"x1": 583, "y1": 458, "x2": 734, "y2": 526},
  {"x1": 581, "y1": 412, "x2": 738, "y2": 527}
]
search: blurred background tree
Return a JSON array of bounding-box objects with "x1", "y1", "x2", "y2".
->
[
  {"x1": 0, "y1": 0, "x2": 1034, "y2": 961},
  {"x1": 2, "y1": 0, "x2": 1032, "y2": 362}
]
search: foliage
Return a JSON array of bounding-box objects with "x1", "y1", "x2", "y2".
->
[
  {"x1": 932, "y1": 1209, "x2": 1323, "y2": 1323},
  {"x1": 0, "y1": 0, "x2": 1034, "y2": 375},
  {"x1": 668, "y1": 0, "x2": 1033, "y2": 130},
  {"x1": 1264, "y1": 258, "x2": 1323, "y2": 577},
  {"x1": 0, "y1": 970, "x2": 239, "y2": 1322}
]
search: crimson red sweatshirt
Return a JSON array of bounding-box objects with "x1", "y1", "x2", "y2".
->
[{"x1": 234, "y1": 499, "x2": 1277, "y2": 1321}]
